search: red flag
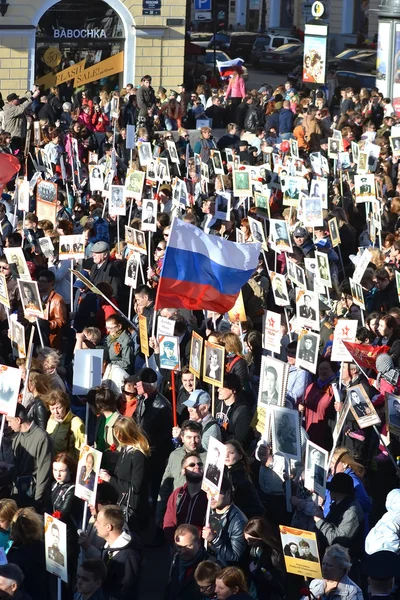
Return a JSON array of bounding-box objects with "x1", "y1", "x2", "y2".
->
[{"x1": 342, "y1": 342, "x2": 390, "y2": 372}]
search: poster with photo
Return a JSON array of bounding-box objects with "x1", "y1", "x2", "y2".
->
[
  {"x1": 354, "y1": 174, "x2": 376, "y2": 203},
  {"x1": 338, "y1": 151, "x2": 351, "y2": 170},
  {"x1": 17, "y1": 178, "x2": 30, "y2": 212},
  {"x1": 72, "y1": 349, "x2": 104, "y2": 395},
  {"x1": 310, "y1": 178, "x2": 328, "y2": 209},
  {"x1": 138, "y1": 142, "x2": 152, "y2": 167},
  {"x1": 89, "y1": 165, "x2": 104, "y2": 192},
  {"x1": 125, "y1": 169, "x2": 145, "y2": 200},
  {"x1": 236, "y1": 228, "x2": 245, "y2": 243},
  {"x1": 349, "y1": 277, "x2": 365, "y2": 310},
  {"x1": 75, "y1": 445, "x2": 102, "y2": 505},
  {"x1": 304, "y1": 440, "x2": 328, "y2": 498},
  {"x1": 44, "y1": 514, "x2": 68, "y2": 583},
  {"x1": 263, "y1": 310, "x2": 282, "y2": 354},
  {"x1": 141, "y1": 199, "x2": 157, "y2": 232},
  {"x1": 202, "y1": 436, "x2": 227, "y2": 498},
  {"x1": 189, "y1": 331, "x2": 203, "y2": 379},
  {"x1": 280, "y1": 526, "x2": 322, "y2": 579},
  {"x1": 110, "y1": 94, "x2": 120, "y2": 119},
  {"x1": 211, "y1": 150, "x2": 224, "y2": 174},
  {"x1": 270, "y1": 272, "x2": 290, "y2": 307},
  {"x1": 166, "y1": 140, "x2": 179, "y2": 164},
  {"x1": 125, "y1": 226, "x2": 135, "y2": 246},
  {"x1": 386, "y1": 392, "x2": 400, "y2": 437},
  {"x1": 351, "y1": 141, "x2": 360, "y2": 164},
  {"x1": 258, "y1": 355, "x2": 289, "y2": 407},
  {"x1": 303, "y1": 196, "x2": 323, "y2": 228},
  {"x1": 282, "y1": 176, "x2": 300, "y2": 206},
  {"x1": 357, "y1": 151, "x2": 368, "y2": 174},
  {"x1": 0, "y1": 273, "x2": 9, "y2": 309},
  {"x1": 159, "y1": 335, "x2": 180, "y2": 371},
  {"x1": 203, "y1": 341, "x2": 225, "y2": 387},
  {"x1": 0, "y1": 365, "x2": 21, "y2": 416},
  {"x1": 295, "y1": 330, "x2": 320, "y2": 374},
  {"x1": 233, "y1": 170, "x2": 251, "y2": 196},
  {"x1": 331, "y1": 319, "x2": 358, "y2": 362},
  {"x1": 39, "y1": 237, "x2": 55, "y2": 259},
  {"x1": 348, "y1": 384, "x2": 381, "y2": 428},
  {"x1": 10, "y1": 320, "x2": 25, "y2": 358},
  {"x1": 270, "y1": 219, "x2": 292, "y2": 253},
  {"x1": 315, "y1": 251, "x2": 332, "y2": 289},
  {"x1": 18, "y1": 280, "x2": 44, "y2": 318},
  {"x1": 146, "y1": 160, "x2": 157, "y2": 182},
  {"x1": 59, "y1": 235, "x2": 85, "y2": 260},
  {"x1": 352, "y1": 249, "x2": 372, "y2": 284},
  {"x1": 254, "y1": 191, "x2": 271, "y2": 216},
  {"x1": 135, "y1": 230, "x2": 147, "y2": 255},
  {"x1": 302, "y1": 34, "x2": 327, "y2": 84},
  {"x1": 290, "y1": 138, "x2": 299, "y2": 158},
  {"x1": 36, "y1": 179, "x2": 57, "y2": 223},
  {"x1": 296, "y1": 289, "x2": 319, "y2": 331},
  {"x1": 109, "y1": 185, "x2": 126, "y2": 216},
  {"x1": 248, "y1": 216, "x2": 267, "y2": 247},
  {"x1": 328, "y1": 217, "x2": 341, "y2": 247},
  {"x1": 215, "y1": 193, "x2": 231, "y2": 221},
  {"x1": 390, "y1": 136, "x2": 400, "y2": 157},
  {"x1": 124, "y1": 251, "x2": 140, "y2": 288},
  {"x1": 332, "y1": 399, "x2": 350, "y2": 448},
  {"x1": 271, "y1": 405, "x2": 301, "y2": 460},
  {"x1": 328, "y1": 138, "x2": 340, "y2": 159},
  {"x1": 158, "y1": 157, "x2": 171, "y2": 182},
  {"x1": 200, "y1": 162, "x2": 210, "y2": 183}
]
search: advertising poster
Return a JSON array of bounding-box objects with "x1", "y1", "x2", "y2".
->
[
  {"x1": 376, "y1": 21, "x2": 391, "y2": 96},
  {"x1": 303, "y1": 35, "x2": 327, "y2": 84}
]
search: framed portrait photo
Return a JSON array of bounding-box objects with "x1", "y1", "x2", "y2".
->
[
  {"x1": 0, "y1": 364, "x2": 21, "y2": 416},
  {"x1": 270, "y1": 219, "x2": 292, "y2": 253},
  {"x1": 349, "y1": 277, "x2": 365, "y2": 310},
  {"x1": 17, "y1": 280, "x2": 44, "y2": 319},
  {"x1": 280, "y1": 526, "x2": 322, "y2": 579},
  {"x1": 141, "y1": 199, "x2": 157, "y2": 232},
  {"x1": 304, "y1": 440, "x2": 328, "y2": 498},
  {"x1": 159, "y1": 335, "x2": 180, "y2": 371},
  {"x1": 258, "y1": 355, "x2": 289, "y2": 408},
  {"x1": 0, "y1": 273, "x2": 10, "y2": 309},
  {"x1": 75, "y1": 445, "x2": 102, "y2": 505},
  {"x1": 295, "y1": 329, "x2": 320, "y2": 374},
  {"x1": 10, "y1": 319, "x2": 26, "y2": 358},
  {"x1": 270, "y1": 272, "x2": 290, "y2": 307},
  {"x1": 189, "y1": 330, "x2": 203, "y2": 379},
  {"x1": 386, "y1": 392, "x2": 400, "y2": 437},
  {"x1": 211, "y1": 149, "x2": 224, "y2": 175},
  {"x1": 315, "y1": 250, "x2": 332, "y2": 289},
  {"x1": 203, "y1": 341, "x2": 225, "y2": 387},
  {"x1": 59, "y1": 234, "x2": 85, "y2": 261},
  {"x1": 215, "y1": 193, "x2": 231, "y2": 222},
  {"x1": 347, "y1": 384, "x2": 381, "y2": 429},
  {"x1": 271, "y1": 405, "x2": 301, "y2": 461},
  {"x1": 248, "y1": 216, "x2": 267, "y2": 247},
  {"x1": 328, "y1": 137, "x2": 340, "y2": 159},
  {"x1": 89, "y1": 165, "x2": 104, "y2": 192},
  {"x1": 124, "y1": 251, "x2": 140, "y2": 288},
  {"x1": 233, "y1": 170, "x2": 251, "y2": 196},
  {"x1": 138, "y1": 142, "x2": 152, "y2": 167},
  {"x1": 109, "y1": 185, "x2": 126, "y2": 216},
  {"x1": 124, "y1": 169, "x2": 145, "y2": 200},
  {"x1": 296, "y1": 288, "x2": 319, "y2": 331},
  {"x1": 202, "y1": 436, "x2": 227, "y2": 498},
  {"x1": 44, "y1": 514, "x2": 68, "y2": 583},
  {"x1": 328, "y1": 217, "x2": 341, "y2": 248}
]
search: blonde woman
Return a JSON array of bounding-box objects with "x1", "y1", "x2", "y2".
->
[
  {"x1": 99, "y1": 417, "x2": 150, "y2": 528},
  {"x1": 36, "y1": 347, "x2": 66, "y2": 391},
  {"x1": 46, "y1": 389, "x2": 85, "y2": 459},
  {"x1": 222, "y1": 332, "x2": 249, "y2": 387}
]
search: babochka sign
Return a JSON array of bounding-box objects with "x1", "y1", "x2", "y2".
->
[{"x1": 35, "y1": 51, "x2": 124, "y2": 90}]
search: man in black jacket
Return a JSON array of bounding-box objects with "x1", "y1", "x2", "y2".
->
[
  {"x1": 136, "y1": 75, "x2": 156, "y2": 129},
  {"x1": 165, "y1": 524, "x2": 207, "y2": 600},
  {"x1": 89, "y1": 241, "x2": 122, "y2": 301},
  {"x1": 215, "y1": 374, "x2": 252, "y2": 449},
  {"x1": 96, "y1": 505, "x2": 141, "y2": 600}
]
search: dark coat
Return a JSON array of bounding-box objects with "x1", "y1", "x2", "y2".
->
[
  {"x1": 27, "y1": 398, "x2": 50, "y2": 431},
  {"x1": 110, "y1": 447, "x2": 148, "y2": 513},
  {"x1": 279, "y1": 108, "x2": 294, "y2": 134},
  {"x1": 227, "y1": 462, "x2": 264, "y2": 519},
  {"x1": 215, "y1": 399, "x2": 252, "y2": 449},
  {"x1": 315, "y1": 495, "x2": 365, "y2": 559},
  {"x1": 135, "y1": 392, "x2": 172, "y2": 459},
  {"x1": 208, "y1": 503, "x2": 248, "y2": 566},
  {"x1": 101, "y1": 532, "x2": 142, "y2": 600},
  {"x1": 90, "y1": 258, "x2": 123, "y2": 300},
  {"x1": 165, "y1": 547, "x2": 207, "y2": 600},
  {"x1": 8, "y1": 541, "x2": 49, "y2": 600}
]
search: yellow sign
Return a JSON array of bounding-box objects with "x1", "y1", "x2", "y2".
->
[
  {"x1": 139, "y1": 314, "x2": 150, "y2": 357},
  {"x1": 43, "y1": 47, "x2": 62, "y2": 68},
  {"x1": 34, "y1": 52, "x2": 124, "y2": 90},
  {"x1": 280, "y1": 526, "x2": 322, "y2": 579},
  {"x1": 228, "y1": 290, "x2": 246, "y2": 324}
]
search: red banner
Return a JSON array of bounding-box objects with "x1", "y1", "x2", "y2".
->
[{"x1": 342, "y1": 342, "x2": 390, "y2": 371}]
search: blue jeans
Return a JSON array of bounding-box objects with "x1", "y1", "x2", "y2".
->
[{"x1": 164, "y1": 117, "x2": 178, "y2": 131}]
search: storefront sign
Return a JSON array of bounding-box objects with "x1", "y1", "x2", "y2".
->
[
  {"x1": 54, "y1": 29, "x2": 107, "y2": 38},
  {"x1": 143, "y1": 0, "x2": 161, "y2": 15},
  {"x1": 35, "y1": 52, "x2": 124, "y2": 90},
  {"x1": 43, "y1": 47, "x2": 62, "y2": 68}
]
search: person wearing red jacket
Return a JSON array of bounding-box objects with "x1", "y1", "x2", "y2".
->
[
  {"x1": 163, "y1": 451, "x2": 208, "y2": 545},
  {"x1": 92, "y1": 105, "x2": 110, "y2": 132}
]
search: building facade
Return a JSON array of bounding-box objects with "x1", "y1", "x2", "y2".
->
[{"x1": 0, "y1": 0, "x2": 186, "y2": 97}]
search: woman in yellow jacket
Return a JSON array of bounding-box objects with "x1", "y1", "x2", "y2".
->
[{"x1": 46, "y1": 389, "x2": 85, "y2": 460}]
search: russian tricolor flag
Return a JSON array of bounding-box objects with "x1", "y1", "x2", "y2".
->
[
  {"x1": 155, "y1": 219, "x2": 261, "y2": 313},
  {"x1": 216, "y1": 58, "x2": 245, "y2": 78}
]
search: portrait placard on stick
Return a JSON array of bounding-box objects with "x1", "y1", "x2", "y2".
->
[
  {"x1": 258, "y1": 355, "x2": 289, "y2": 408},
  {"x1": 349, "y1": 277, "x2": 365, "y2": 310},
  {"x1": 44, "y1": 514, "x2": 68, "y2": 583},
  {"x1": 271, "y1": 405, "x2": 301, "y2": 461},
  {"x1": 331, "y1": 319, "x2": 358, "y2": 362},
  {"x1": 59, "y1": 235, "x2": 85, "y2": 260},
  {"x1": 386, "y1": 392, "x2": 400, "y2": 437},
  {"x1": 202, "y1": 436, "x2": 227, "y2": 498},
  {"x1": 124, "y1": 251, "x2": 139, "y2": 288},
  {"x1": 10, "y1": 320, "x2": 25, "y2": 358},
  {"x1": 0, "y1": 273, "x2": 10, "y2": 309},
  {"x1": 159, "y1": 335, "x2": 180, "y2": 371},
  {"x1": 18, "y1": 280, "x2": 44, "y2": 319},
  {"x1": 328, "y1": 217, "x2": 340, "y2": 247},
  {"x1": 0, "y1": 365, "x2": 21, "y2": 416},
  {"x1": 295, "y1": 330, "x2": 319, "y2": 374},
  {"x1": 75, "y1": 445, "x2": 102, "y2": 505},
  {"x1": 304, "y1": 440, "x2": 328, "y2": 498},
  {"x1": 72, "y1": 349, "x2": 104, "y2": 395},
  {"x1": 263, "y1": 310, "x2": 282, "y2": 354},
  {"x1": 4, "y1": 248, "x2": 31, "y2": 281},
  {"x1": 203, "y1": 341, "x2": 225, "y2": 387},
  {"x1": 296, "y1": 289, "x2": 319, "y2": 331},
  {"x1": 347, "y1": 384, "x2": 381, "y2": 428},
  {"x1": 280, "y1": 526, "x2": 322, "y2": 579},
  {"x1": 270, "y1": 272, "x2": 290, "y2": 307},
  {"x1": 189, "y1": 331, "x2": 203, "y2": 379}
]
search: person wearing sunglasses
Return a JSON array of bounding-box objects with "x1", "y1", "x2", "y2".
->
[
  {"x1": 163, "y1": 451, "x2": 208, "y2": 546},
  {"x1": 147, "y1": 239, "x2": 166, "y2": 287}
]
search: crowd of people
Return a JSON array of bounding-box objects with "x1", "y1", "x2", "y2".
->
[{"x1": 0, "y1": 49, "x2": 398, "y2": 600}]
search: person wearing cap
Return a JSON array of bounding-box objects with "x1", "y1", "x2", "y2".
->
[
  {"x1": 163, "y1": 451, "x2": 208, "y2": 545},
  {"x1": 306, "y1": 544, "x2": 363, "y2": 600},
  {"x1": 182, "y1": 389, "x2": 221, "y2": 450},
  {"x1": 3, "y1": 88, "x2": 40, "y2": 146},
  {"x1": 216, "y1": 374, "x2": 252, "y2": 450},
  {"x1": 89, "y1": 241, "x2": 122, "y2": 300},
  {"x1": 293, "y1": 226, "x2": 315, "y2": 258},
  {"x1": 314, "y1": 472, "x2": 365, "y2": 561},
  {"x1": 363, "y1": 550, "x2": 400, "y2": 600},
  {"x1": 134, "y1": 367, "x2": 172, "y2": 505},
  {"x1": 156, "y1": 420, "x2": 206, "y2": 526}
]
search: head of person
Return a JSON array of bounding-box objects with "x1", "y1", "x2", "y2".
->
[
  {"x1": 0, "y1": 500, "x2": 17, "y2": 533},
  {"x1": 181, "y1": 451, "x2": 204, "y2": 483},
  {"x1": 114, "y1": 416, "x2": 150, "y2": 456},
  {"x1": 292, "y1": 226, "x2": 308, "y2": 247},
  {"x1": 326, "y1": 472, "x2": 355, "y2": 503},
  {"x1": 200, "y1": 126, "x2": 212, "y2": 140},
  {"x1": 53, "y1": 452, "x2": 76, "y2": 485},
  {"x1": 51, "y1": 523, "x2": 60, "y2": 547},
  {"x1": 87, "y1": 385, "x2": 118, "y2": 416},
  {"x1": 141, "y1": 75, "x2": 152, "y2": 87},
  {"x1": 47, "y1": 389, "x2": 71, "y2": 424},
  {"x1": 10, "y1": 508, "x2": 43, "y2": 546},
  {"x1": 244, "y1": 516, "x2": 281, "y2": 552},
  {"x1": 91, "y1": 241, "x2": 110, "y2": 266},
  {"x1": 330, "y1": 447, "x2": 364, "y2": 478},
  {"x1": 218, "y1": 373, "x2": 241, "y2": 406},
  {"x1": 0, "y1": 564, "x2": 25, "y2": 599},
  {"x1": 318, "y1": 359, "x2": 337, "y2": 383},
  {"x1": 374, "y1": 268, "x2": 390, "y2": 291},
  {"x1": 95, "y1": 505, "x2": 124, "y2": 541},
  {"x1": 37, "y1": 269, "x2": 56, "y2": 297},
  {"x1": 105, "y1": 314, "x2": 126, "y2": 338},
  {"x1": 215, "y1": 566, "x2": 248, "y2": 600},
  {"x1": 298, "y1": 539, "x2": 314, "y2": 558},
  {"x1": 378, "y1": 314, "x2": 398, "y2": 339},
  {"x1": 181, "y1": 366, "x2": 195, "y2": 395},
  {"x1": 286, "y1": 341, "x2": 297, "y2": 366},
  {"x1": 321, "y1": 544, "x2": 352, "y2": 583},
  {"x1": 135, "y1": 367, "x2": 158, "y2": 398},
  {"x1": 221, "y1": 332, "x2": 243, "y2": 358},
  {"x1": 174, "y1": 524, "x2": 201, "y2": 562},
  {"x1": 134, "y1": 284, "x2": 154, "y2": 310},
  {"x1": 183, "y1": 389, "x2": 211, "y2": 422},
  {"x1": 179, "y1": 420, "x2": 202, "y2": 452},
  {"x1": 76, "y1": 559, "x2": 108, "y2": 599},
  {"x1": 224, "y1": 440, "x2": 248, "y2": 470},
  {"x1": 121, "y1": 375, "x2": 138, "y2": 404},
  {"x1": 195, "y1": 561, "x2": 221, "y2": 599},
  {"x1": 6, "y1": 404, "x2": 31, "y2": 433},
  {"x1": 36, "y1": 347, "x2": 61, "y2": 374},
  {"x1": 0, "y1": 257, "x2": 11, "y2": 281},
  {"x1": 210, "y1": 476, "x2": 233, "y2": 511}
]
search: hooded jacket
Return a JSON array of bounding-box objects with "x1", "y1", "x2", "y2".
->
[
  {"x1": 101, "y1": 530, "x2": 142, "y2": 600},
  {"x1": 365, "y1": 489, "x2": 400, "y2": 554}
]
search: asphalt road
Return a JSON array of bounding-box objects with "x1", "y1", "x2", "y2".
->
[{"x1": 246, "y1": 66, "x2": 290, "y2": 91}]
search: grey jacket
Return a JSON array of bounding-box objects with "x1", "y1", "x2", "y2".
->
[
  {"x1": 3, "y1": 93, "x2": 33, "y2": 139},
  {"x1": 156, "y1": 445, "x2": 207, "y2": 524},
  {"x1": 308, "y1": 575, "x2": 363, "y2": 600},
  {"x1": 316, "y1": 497, "x2": 364, "y2": 557}
]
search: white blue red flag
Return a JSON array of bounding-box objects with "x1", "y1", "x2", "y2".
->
[
  {"x1": 155, "y1": 219, "x2": 261, "y2": 313},
  {"x1": 216, "y1": 58, "x2": 245, "y2": 77}
]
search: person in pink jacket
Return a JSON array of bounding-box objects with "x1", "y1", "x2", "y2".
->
[{"x1": 225, "y1": 71, "x2": 246, "y2": 110}]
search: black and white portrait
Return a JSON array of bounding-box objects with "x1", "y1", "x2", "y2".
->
[
  {"x1": 89, "y1": 165, "x2": 104, "y2": 192},
  {"x1": 386, "y1": 393, "x2": 400, "y2": 436},
  {"x1": 258, "y1": 355, "x2": 289, "y2": 408},
  {"x1": 271, "y1": 406, "x2": 301, "y2": 460},
  {"x1": 124, "y1": 252, "x2": 139, "y2": 288},
  {"x1": 271, "y1": 272, "x2": 290, "y2": 307},
  {"x1": 304, "y1": 440, "x2": 328, "y2": 497},
  {"x1": 348, "y1": 384, "x2": 380, "y2": 428},
  {"x1": 296, "y1": 289, "x2": 319, "y2": 331},
  {"x1": 349, "y1": 277, "x2": 365, "y2": 310},
  {"x1": 141, "y1": 199, "x2": 157, "y2": 232},
  {"x1": 270, "y1": 219, "x2": 292, "y2": 252},
  {"x1": 328, "y1": 217, "x2": 340, "y2": 247},
  {"x1": 328, "y1": 138, "x2": 340, "y2": 159},
  {"x1": 202, "y1": 437, "x2": 226, "y2": 496},
  {"x1": 296, "y1": 331, "x2": 320, "y2": 374},
  {"x1": 166, "y1": 140, "x2": 179, "y2": 164},
  {"x1": 109, "y1": 185, "x2": 126, "y2": 216},
  {"x1": 215, "y1": 193, "x2": 231, "y2": 221},
  {"x1": 212, "y1": 150, "x2": 224, "y2": 174},
  {"x1": 248, "y1": 217, "x2": 265, "y2": 245},
  {"x1": 316, "y1": 251, "x2": 332, "y2": 288},
  {"x1": 138, "y1": 142, "x2": 152, "y2": 167},
  {"x1": 391, "y1": 137, "x2": 400, "y2": 156},
  {"x1": 283, "y1": 177, "x2": 300, "y2": 205},
  {"x1": 203, "y1": 341, "x2": 225, "y2": 387},
  {"x1": 17, "y1": 280, "x2": 44, "y2": 318},
  {"x1": 189, "y1": 331, "x2": 203, "y2": 378}
]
